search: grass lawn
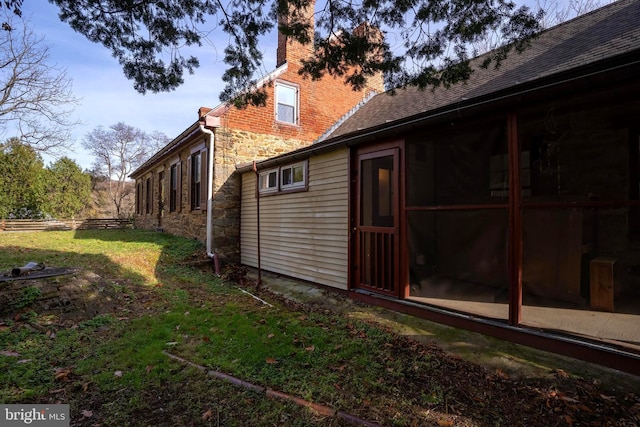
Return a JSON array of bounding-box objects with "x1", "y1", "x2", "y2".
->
[{"x1": 0, "y1": 229, "x2": 638, "y2": 426}]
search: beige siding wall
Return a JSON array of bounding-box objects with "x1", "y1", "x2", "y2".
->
[{"x1": 241, "y1": 148, "x2": 349, "y2": 290}]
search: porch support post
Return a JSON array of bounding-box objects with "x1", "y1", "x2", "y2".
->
[{"x1": 507, "y1": 112, "x2": 523, "y2": 325}]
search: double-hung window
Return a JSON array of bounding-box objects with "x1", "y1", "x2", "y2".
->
[
  {"x1": 258, "y1": 161, "x2": 307, "y2": 195},
  {"x1": 275, "y1": 81, "x2": 299, "y2": 125}
]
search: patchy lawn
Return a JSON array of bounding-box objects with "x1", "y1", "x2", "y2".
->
[{"x1": 0, "y1": 229, "x2": 638, "y2": 426}]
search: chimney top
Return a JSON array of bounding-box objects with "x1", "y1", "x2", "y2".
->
[{"x1": 276, "y1": 0, "x2": 316, "y2": 67}]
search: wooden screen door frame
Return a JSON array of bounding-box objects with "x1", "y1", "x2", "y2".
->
[{"x1": 352, "y1": 145, "x2": 401, "y2": 297}]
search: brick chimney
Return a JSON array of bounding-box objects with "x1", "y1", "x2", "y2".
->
[
  {"x1": 276, "y1": 0, "x2": 316, "y2": 67},
  {"x1": 352, "y1": 22, "x2": 386, "y2": 93}
]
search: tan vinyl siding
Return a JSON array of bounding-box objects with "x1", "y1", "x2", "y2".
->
[{"x1": 240, "y1": 148, "x2": 349, "y2": 289}]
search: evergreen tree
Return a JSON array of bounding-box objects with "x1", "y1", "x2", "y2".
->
[
  {"x1": 4, "y1": 0, "x2": 542, "y2": 105},
  {"x1": 0, "y1": 138, "x2": 46, "y2": 218},
  {"x1": 43, "y1": 157, "x2": 92, "y2": 219}
]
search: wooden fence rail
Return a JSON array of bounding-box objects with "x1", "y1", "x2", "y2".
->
[{"x1": 0, "y1": 218, "x2": 134, "y2": 232}]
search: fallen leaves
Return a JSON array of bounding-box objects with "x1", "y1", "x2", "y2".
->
[
  {"x1": 202, "y1": 408, "x2": 214, "y2": 421},
  {"x1": 0, "y1": 349, "x2": 20, "y2": 357},
  {"x1": 54, "y1": 367, "x2": 73, "y2": 382}
]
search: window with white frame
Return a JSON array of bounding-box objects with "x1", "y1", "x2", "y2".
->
[
  {"x1": 280, "y1": 162, "x2": 305, "y2": 189},
  {"x1": 275, "y1": 81, "x2": 298, "y2": 125},
  {"x1": 259, "y1": 169, "x2": 278, "y2": 193},
  {"x1": 258, "y1": 161, "x2": 308, "y2": 194}
]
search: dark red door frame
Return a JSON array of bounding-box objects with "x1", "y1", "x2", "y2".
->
[
  {"x1": 346, "y1": 114, "x2": 640, "y2": 376},
  {"x1": 351, "y1": 141, "x2": 403, "y2": 298}
]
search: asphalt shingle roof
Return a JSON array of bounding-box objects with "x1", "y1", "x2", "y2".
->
[{"x1": 327, "y1": 0, "x2": 640, "y2": 139}]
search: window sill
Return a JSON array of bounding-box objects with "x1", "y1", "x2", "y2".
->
[
  {"x1": 258, "y1": 186, "x2": 308, "y2": 197},
  {"x1": 275, "y1": 120, "x2": 300, "y2": 128}
]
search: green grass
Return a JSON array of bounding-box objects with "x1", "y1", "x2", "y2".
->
[
  {"x1": 0, "y1": 229, "x2": 444, "y2": 425},
  {"x1": 1, "y1": 229, "x2": 633, "y2": 426}
]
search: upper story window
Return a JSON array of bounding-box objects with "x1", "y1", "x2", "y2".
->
[
  {"x1": 258, "y1": 161, "x2": 308, "y2": 195},
  {"x1": 275, "y1": 81, "x2": 299, "y2": 125}
]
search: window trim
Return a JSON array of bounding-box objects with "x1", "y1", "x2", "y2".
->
[
  {"x1": 257, "y1": 160, "x2": 308, "y2": 196},
  {"x1": 280, "y1": 162, "x2": 306, "y2": 190},
  {"x1": 259, "y1": 169, "x2": 278, "y2": 194},
  {"x1": 274, "y1": 80, "x2": 299, "y2": 126}
]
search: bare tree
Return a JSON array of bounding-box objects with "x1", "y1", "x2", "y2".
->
[
  {"x1": 536, "y1": 0, "x2": 611, "y2": 28},
  {"x1": 0, "y1": 12, "x2": 79, "y2": 154},
  {"x1": 472, "y1": 0, "x2": 611, "y2": 55},
  {"x1": 82, "y1": 122, "x2": 169, "y2": 218}
]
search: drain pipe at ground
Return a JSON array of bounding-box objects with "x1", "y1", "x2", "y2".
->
[{"x1": 199, "y1": 121, "x2": 220, "y2": 276}]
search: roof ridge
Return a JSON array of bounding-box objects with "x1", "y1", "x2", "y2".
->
[{"x1": 536, "y1": 0, "x2": 623, "y2": 34}]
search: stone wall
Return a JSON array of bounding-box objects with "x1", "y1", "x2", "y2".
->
[
  {"x1": 209, "y1": 126, "x2": 311, "y2": 263},
  {"x1": 133, "y1": 133, "x2": 209, "y2": 245},
  {"x1": 133, "y1": 125, "x2": 310, "y2": 264},
  {"x1": 132, "y1": 0, "x2": 385, "y2": 265}
]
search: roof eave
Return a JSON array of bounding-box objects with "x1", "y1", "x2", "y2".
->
[
  {"x1": 129, "y1": 121, "x2": 202, "y2": 179},
  {"x1": 238, "y1": 49, "x2": 640, "y2": 174}
]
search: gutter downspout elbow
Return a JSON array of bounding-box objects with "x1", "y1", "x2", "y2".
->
[{"x1": 199, "y1": 123, "x2": 220, "y2": 277}]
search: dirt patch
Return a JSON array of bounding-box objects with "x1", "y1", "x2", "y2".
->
[{"x1": 0, "y1": 268, "x2": 125, "y2": 324}]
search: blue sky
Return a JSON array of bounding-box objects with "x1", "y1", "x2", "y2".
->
[
  {"x1": 22, "y1": 1, "x2": 279, "y2": 169},
  {"x1": 19, "y1": 0, "x2": 585, "y2": 170}
]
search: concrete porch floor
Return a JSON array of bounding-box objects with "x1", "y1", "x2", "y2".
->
[
  {"x1": 406, "y1": 296, "x2": 640, "y2": 352},
  {"x1": 245, "y1": 268, "x2": 640, "y2": 393}
]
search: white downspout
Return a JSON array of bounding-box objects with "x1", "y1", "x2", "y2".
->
[{"x1": 199, "y1": 123, "x2": 220, "y2": 276}]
